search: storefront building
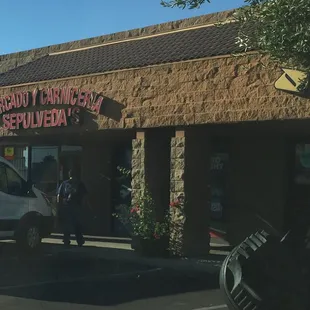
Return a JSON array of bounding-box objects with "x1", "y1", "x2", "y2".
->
[{"x1": 1, "y1": 9, "x2": 310, "y2": 256}]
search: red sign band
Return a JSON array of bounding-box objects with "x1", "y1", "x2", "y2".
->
[{"x1": 0, "y1": 87, "x2": 104, "y2": 130}]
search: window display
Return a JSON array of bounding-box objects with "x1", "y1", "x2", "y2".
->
[
  {"x1": 294, "y1": 143, "x2": 310, "y2": 185},
  {"x1": 210, "y1": 152, "x2": 229, "y2": 220},
  {"x1": 112, "y1": 146, "x2": 132, "y2": 236},
  {"x1": 31, "y1": 146, "x2": 59, "y2": 197},
  {"x1": 4, "y1": 146, "x2": 28, "y2": 180}
]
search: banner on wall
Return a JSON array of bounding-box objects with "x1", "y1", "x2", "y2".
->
[{"x1": 4, "y1": 146, "x2": 14, "y2": 160}]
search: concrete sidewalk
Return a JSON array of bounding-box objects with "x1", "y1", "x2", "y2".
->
[{"x1": 43, "y1": 235, "x2": 228, "y2": 274}]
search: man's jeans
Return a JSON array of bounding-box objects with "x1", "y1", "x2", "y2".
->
[{"x1": 58, "y1": 206, "x2": 84, "y2": 246}]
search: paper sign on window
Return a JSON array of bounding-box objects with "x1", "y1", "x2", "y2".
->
[{"x1": 4, "y1": 147, "x2": 14, "y2": 160}]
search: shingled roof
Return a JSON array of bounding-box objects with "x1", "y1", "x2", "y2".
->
[{"x1": 0, "y1": 21, "x2": 245, "y2": 87}]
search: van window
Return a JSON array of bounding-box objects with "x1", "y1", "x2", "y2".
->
[
  {"x1": 0, "y1": 165, "x2": 8, "y2": 194},
  {"x1": 6, "y1": 166, "x2": 27, "y2": 196}
]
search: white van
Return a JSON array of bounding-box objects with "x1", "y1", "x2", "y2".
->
[{"x1": 0, "y1": 156, "x2": 55, "y2": 251}]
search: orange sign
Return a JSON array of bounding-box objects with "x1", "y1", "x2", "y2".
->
[
  {"x1": 275, "y1": 68, "x2": 308, "y2": 93},
  {"x1": 4, "y1": 147, "x2": 14, "y2": 160}
]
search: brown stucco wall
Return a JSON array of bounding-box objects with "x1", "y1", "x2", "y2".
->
[
  {"x1": 1, "y1": 53, "x2": 310, "y2": 137},
  {"x1": 3, "y1": 44, "x2": 310, "y2": 141}
]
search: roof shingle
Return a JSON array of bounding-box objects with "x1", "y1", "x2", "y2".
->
[{"x1": 0, "y1": 22, "x2": 244, "y2": 87}]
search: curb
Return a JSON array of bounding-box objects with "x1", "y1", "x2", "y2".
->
[{"x1": 128, "y1": 257, "x2": 223, "y2": 274}]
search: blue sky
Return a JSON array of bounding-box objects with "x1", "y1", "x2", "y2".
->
[{"x1": 1, "y1": 0, "x2": 245, "y2": 55}]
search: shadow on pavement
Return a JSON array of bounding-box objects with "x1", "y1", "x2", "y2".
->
[
  {"x1": 0, "y1": 242, "x2": 220, "y2": 307},
  {"x1": 0, "y1": 268, "x2": 219, "y2": 307}
]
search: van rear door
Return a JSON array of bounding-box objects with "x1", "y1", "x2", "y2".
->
[{"x1": 0, "y1": 163, "x2": 30, "y2": 233}]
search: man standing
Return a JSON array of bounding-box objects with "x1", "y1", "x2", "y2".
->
[{"x1": 57, "y1": 169, "x2": 88, "y2": 247}]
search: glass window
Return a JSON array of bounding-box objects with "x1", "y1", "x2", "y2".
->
[
  {"x1": 0, "y1": 165, "x2": 8, "y2": 194},
  {"x1": 294, "y1": 143, "x2": 310, "y2": 185},
  {"x1": 3, "y1": 146, "x2": 29, "y2": 180},
  {"x1": 31, "y1": 146, "x2": 59, "y2": 197},
  {"x1": 209, "y1": 138, "x2": 231, "y2": 242},
  {"x1": 6, "y1": 166, "x2": 26, "y2": 196},
  {"x1": 59, "y1": 146, "x2": 82, "y2": 182},
  {"x1": 61, "y1": 146, "x2": 82, "y2": 152},
  {"x1": 210, "y1": 152, "x2": 229, "y2": 220},
  {"x1": 112, "y1": 145, "x2": 132, "y2": 236}
]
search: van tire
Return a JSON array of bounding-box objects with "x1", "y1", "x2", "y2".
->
[{"x1": 16, "y1": 218, "x2": 42, "y2": 253}]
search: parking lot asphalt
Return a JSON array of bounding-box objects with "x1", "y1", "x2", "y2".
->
[{"x1": 0, "y1": 241, "x2": 227, "y2": 310}]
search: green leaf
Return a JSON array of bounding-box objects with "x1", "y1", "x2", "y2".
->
[
  {"x1": 161, "y1": 0, "x2": 210, "y2": 9},
  {"x1": 235, "y1": 0, "x2": 310, "y2": 76},
  {"x1": 162, "y1": 0, "x2": 310, "y2": 79}
]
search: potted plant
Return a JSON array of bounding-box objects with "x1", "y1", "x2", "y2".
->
[{"x1": 114, "y1": 188, "x2": 170, "y2": 257}]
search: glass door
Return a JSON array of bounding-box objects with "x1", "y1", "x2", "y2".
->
[
  {"x1": 59, "y1": 146, "x2": 82, "y2": 182},
  {"x1": 31, "y1": 146, "x2": 59, "y2": 200},
  {"x1": 111, "y1": 144, "x2": 132, "y2": 236},
  {"x1": 209, "y1": 138, "x2": 230, "y2": 244}
]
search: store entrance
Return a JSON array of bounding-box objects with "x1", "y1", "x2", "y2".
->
[
  {"x1": 30, "y1": 145, "x2": 82, "y2": 233},
  {"x1": 30, "y1": 145, "x2": 82, "y2": 201}
]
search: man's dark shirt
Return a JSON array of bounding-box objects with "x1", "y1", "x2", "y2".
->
[{"x1": 57, "y1": 178, "x2": 87, "y2": 207}]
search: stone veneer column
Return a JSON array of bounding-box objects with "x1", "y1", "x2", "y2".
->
[
  {"x1": 131, "y1": 131, "x2": 146, "y2": 204},
  {"x1": 170, "y1": 130, "x2": 186, "y2": 256},
  {"x1": 170, "y1": 129, "x2": 211, "y2": 257},
  {"x1": 131, "y1": 130, "x2": 171, "y2": 215}
]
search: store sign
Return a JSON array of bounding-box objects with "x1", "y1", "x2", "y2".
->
[{"x1": 0, "y1": 87, "x2": 104, "y2": 130}]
